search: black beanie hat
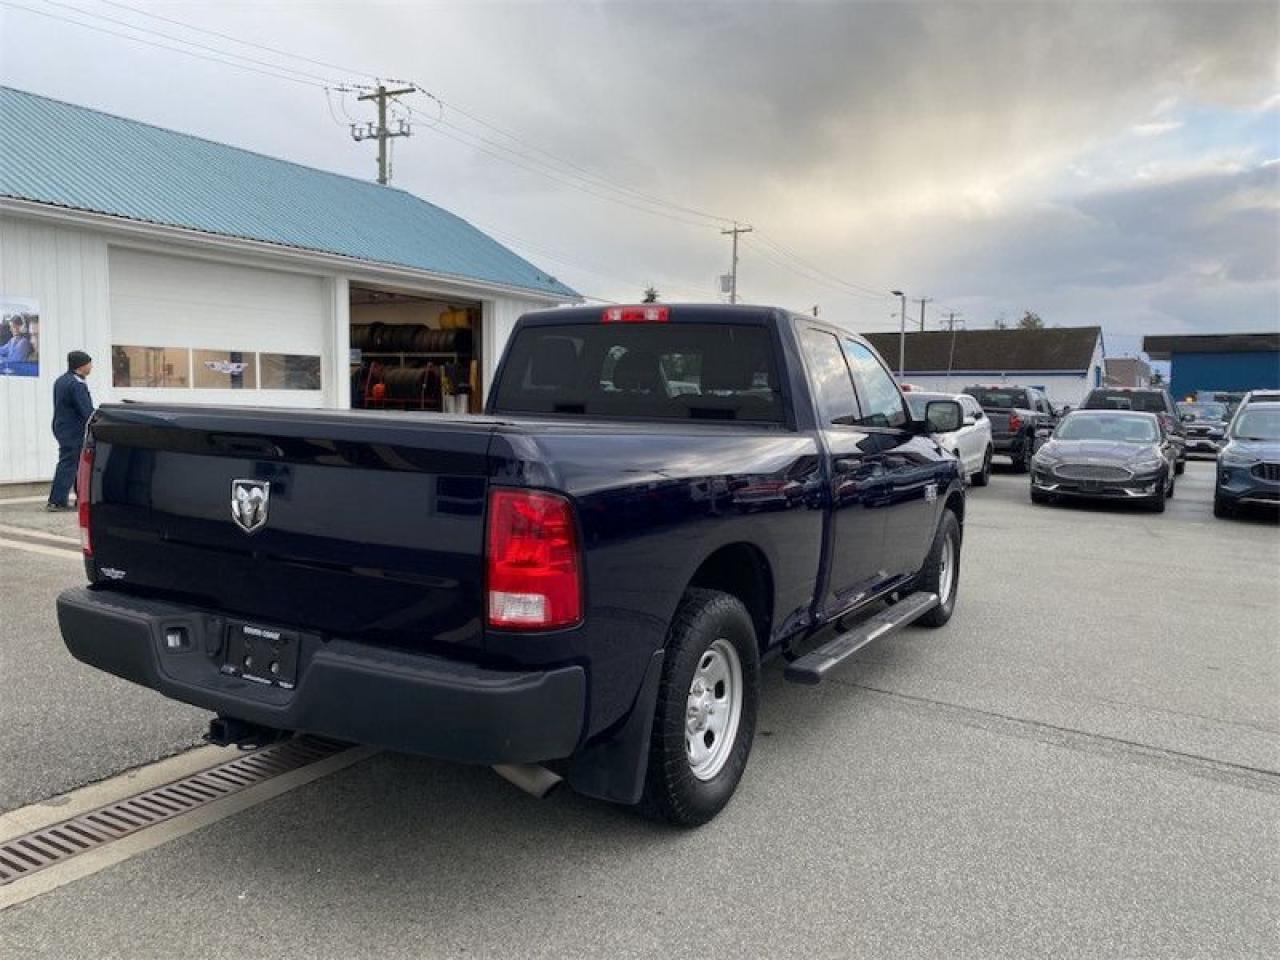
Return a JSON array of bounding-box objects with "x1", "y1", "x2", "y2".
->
[{"x1": 67, "y1": 350, "x2": 92, "y2": 370}]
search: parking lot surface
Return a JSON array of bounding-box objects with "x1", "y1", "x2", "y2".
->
[{"x1": 2, "y1": 462, "x2": 1277, "y2": 958}]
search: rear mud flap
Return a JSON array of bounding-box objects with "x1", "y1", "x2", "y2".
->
[{"x1": 567, "y1": 648, "x2": 664, "y2": 806}]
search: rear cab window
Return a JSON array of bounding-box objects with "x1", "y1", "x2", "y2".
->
[
  {"x1": 490, "y1": 322, "x2": 785, "y2": 423},
  {"x1": 1083, "y1": 390, "x2": 1169, "y2": 413},
  {"x1": 964, "y1": 387, "x2": 1029, "y2": 409}
]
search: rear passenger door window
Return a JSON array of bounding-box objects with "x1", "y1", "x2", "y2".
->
[
  {"x1": 800, "y1": 328, "x2": 859, "y2": 425},
  {"x1": 841, "y1": 340, "x2": 909, "y2": 430}
]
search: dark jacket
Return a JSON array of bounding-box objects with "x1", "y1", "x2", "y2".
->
[{"x1": 52, "y1": 371, "x2": 94, "y2": 446}]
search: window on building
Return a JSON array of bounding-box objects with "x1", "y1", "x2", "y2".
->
[
  {"x1": 193, "y1": 350, "x2": 257, "y2": 389},
  {"x1": 260, "y1": 353, "x2": 322, "y2": 390},
  {"x1": 111, "y1": 346, "x2": 191, "y2": 388}
]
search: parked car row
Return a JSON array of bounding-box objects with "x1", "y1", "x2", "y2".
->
[
  {"x1": 907, "y1": 379, "x2": 1278, "y2": 520},
  {"x1": 1026, "y1": 394, "x2": 1280, "y2": 520}
]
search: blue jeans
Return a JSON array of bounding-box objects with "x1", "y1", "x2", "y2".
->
[{"x1": 49, "y1": 442, "x2": 79, "y2": 507}]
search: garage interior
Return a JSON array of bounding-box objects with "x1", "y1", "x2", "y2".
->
[{"x1": 349, "y1": 285, "x2": 483, "y2": 413}]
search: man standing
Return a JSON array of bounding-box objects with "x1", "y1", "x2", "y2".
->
[{"x1": 48, "y1": 350, "x2": 94, "y2": 512}]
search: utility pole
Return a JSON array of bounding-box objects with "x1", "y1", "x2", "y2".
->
[
  {"x1": 915, "y1": 297, "x2": 932, "y2": 332},
  {"x1": 891, "y1": 290, "x2": 907, "y2": 378},
  {"x1": 352, "y1": 83, "x2": 416, "y2": 185},
  {"x1": 944, "y1": 312, "x2": 964, "y2": 391},
  {"x1": 721, "y1": 223, "x2": 753, "y2": 304}
]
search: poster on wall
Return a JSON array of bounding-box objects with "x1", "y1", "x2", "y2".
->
[{"x1": 0, "y1": 296, "x2": 40, "y2": 377}]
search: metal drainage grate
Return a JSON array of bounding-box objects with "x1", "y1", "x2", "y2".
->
[{"x1": 0, "y1": 735, "x2": 347, "y2": 887}]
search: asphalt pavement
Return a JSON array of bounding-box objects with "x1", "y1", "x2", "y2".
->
[{"x1": 1, "y1": 461, "x2": 1277, "y2": 959}]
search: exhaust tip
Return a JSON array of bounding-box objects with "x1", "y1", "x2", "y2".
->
[{"x1": 492, "y1": 763, "x2": 563, "y2": 799}]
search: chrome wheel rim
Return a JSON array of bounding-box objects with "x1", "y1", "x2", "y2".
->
[
  {"x1": 938, "y1": 534, "x2": 955, "y2": 606},
  {"x1": 686, "y1": 638, "x2": 743, "y2": 781}
]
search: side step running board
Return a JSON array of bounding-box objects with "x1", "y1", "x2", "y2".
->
[{"x1": 784, "y1": 591, "x2": 939, "y2": 685}]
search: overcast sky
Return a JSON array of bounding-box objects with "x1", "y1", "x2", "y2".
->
[{"x1": 2, "y1": 1, "x2": 1277, "y2": 356}]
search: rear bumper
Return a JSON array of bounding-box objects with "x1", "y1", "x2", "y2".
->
[
  {"x1": 57, "y1": 587, "x2": 586, "y2": 765},
  {"x1": 1186, "y1": 437, "x2": 1223, "y2": 455}
]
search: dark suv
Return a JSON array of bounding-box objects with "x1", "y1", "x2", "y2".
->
[{"x1": 1081, "y1": 387, "x2": 1186, "y2": 474}]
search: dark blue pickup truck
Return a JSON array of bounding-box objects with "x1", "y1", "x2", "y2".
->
[{"x1": 58, "y1": 304, "x2": 966, "y2": 825}]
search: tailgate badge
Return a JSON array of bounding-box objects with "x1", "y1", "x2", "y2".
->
[{"x1": 231, "y1": 479, "x2": 270, "y2": 534}]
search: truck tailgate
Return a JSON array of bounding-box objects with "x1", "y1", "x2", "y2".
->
[{"x1": 87, "y1": 405, "x2": 498, "y2": 653}]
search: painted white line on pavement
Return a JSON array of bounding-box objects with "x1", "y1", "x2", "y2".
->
[
  {"x1": 0, "y1": 745, "x2": 379, "y2": 912},
  {"x1": 0, "y1": 536, "x2": 81, "y2": 561},
  {"x1": 0, "y1": 495, "x2": 58, "y2": 505},
  {"x1": 0, "y1": 744, "x2": 231, "y2": 843},
  {"x1": 0, "y1": 522, "x2": 80, "y2": 545}
]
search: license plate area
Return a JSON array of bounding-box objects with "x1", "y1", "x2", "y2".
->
[
  {"x1": 1081, "y1": 480, "x2": 1101, "y2": 492},
  {"x1": 222, "y1": 622, "x2": 300, "y2": 689}
]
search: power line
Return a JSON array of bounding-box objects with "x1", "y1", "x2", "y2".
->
[
  {"x1": 393, "y1": 99, "x2": 719, "y2": 229},
  {"x1": 0, "y1": 0, "x2": 332, "y2": 88},
  {"x1": 33, "y1": 0, "x2": 341, "y2": 85},
  {"x1": 95, "y1": 0, "x2": 379, "y2": 79},
  {"x1": 413, "y1": 89, "x2": 738, "y2": 228}
]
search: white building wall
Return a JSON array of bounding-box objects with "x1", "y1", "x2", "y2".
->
[
  {"x1": 0, "y1": 217, "x2": 111, "y2": 483},
  {"x1": 2, "y1": 213, "x2": 566, "y2": 482},
  {"x1": 483, "y1": 296, "x2": 549, "y2": 401}
]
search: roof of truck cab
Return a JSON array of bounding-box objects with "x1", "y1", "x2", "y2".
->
[{"x1": 0, "y1": 86, "x2": 577, "y2": 300}]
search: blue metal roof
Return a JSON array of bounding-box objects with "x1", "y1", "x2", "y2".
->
[{"x1": 0, "y1": 86, "x2": 577, "y2": 299}]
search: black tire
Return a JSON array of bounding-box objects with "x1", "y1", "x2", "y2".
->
[
  {"x1": 1147, "y1": 478, "x2": 1167, "y2": 513},
  {"x1": 971, "y1": 448, "x2": 992, "y2": 487},
  {"x1": 1213, "y1": 494, "x2": 1234, "y2": 518},
  {"x1": 1012, "y1": 437, "x2": 1033, "y2": 474},
  {"x1": 915, "y1": 509, "x2": 961, "y2": 628},
  {"x1": 1030, "y1": 486, "x2": 1051, "y2": 504},
  {"x1": 1175, "y1": 458, "x2": 1186, "y2": 476},
  {"x1": 640, "y1": 588, "x2": 760, "y2": 827}
]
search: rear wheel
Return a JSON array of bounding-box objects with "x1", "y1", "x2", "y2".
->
[
  {"x1": 1175, "y1": 457, "x2": 1186, "y2": 476},
  {"x1": 971, "y1": 448, "x2": 992, "y2": 487},
  {"x1": 1013, "y1": 438, "x2": 1033, "y2": 474},
  {"x1": 641, "y1": 589, "x2": 759, "y2": 826},
  {"x1": 915, "y1": 509, "x2": 961, "y2": 628}
]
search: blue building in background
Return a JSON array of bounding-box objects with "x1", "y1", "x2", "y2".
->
[{"x1": 1143, "y1": 333, "x2": 1280, "y2": 401}]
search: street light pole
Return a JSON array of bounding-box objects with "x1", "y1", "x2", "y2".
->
[{"x1": 891, "y1": 290, "x2": 907, "y2": 378}]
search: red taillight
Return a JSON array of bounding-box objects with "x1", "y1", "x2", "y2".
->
[
  {"x1": 1009, "y1": 413, "x2": 1023, "y2": 433},
  {"x1": 602, "y1": 305, "x2": 669, "y2": 324},
  {"x1": 486, "y1": 489, "x2": 582, "y2": 630},
  {"x1": 76, "y1": 445, "x2": 94, "y2": 556}
]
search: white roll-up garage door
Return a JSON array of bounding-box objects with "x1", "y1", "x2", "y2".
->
[{"x1": 108, "y1": 248, "x2": 331, "y2": 406}]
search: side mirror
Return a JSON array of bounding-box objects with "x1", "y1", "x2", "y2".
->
[
  {"x1": 925, "y1": 399, "x2": 963, "y2": 434},
  {"x1": 963, "y1": 415, "x2": 977, "y2": 426}
]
